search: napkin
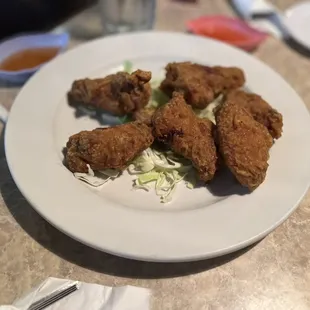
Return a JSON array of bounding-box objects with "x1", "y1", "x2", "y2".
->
[
  {"x1": 231, "y1": 0, "x2": 284, "y2": 38},
  {"x1": 0, "y1": 277, "x2": 150, "y2": 310}
]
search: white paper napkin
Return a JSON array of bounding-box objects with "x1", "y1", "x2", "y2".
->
[{"x1": 0, "y1": 277, "x2": 150, "y2": 310}]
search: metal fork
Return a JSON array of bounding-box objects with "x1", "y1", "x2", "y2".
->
[{"x1": 27, "y1": 282, "x2": 79, "y2": 310}]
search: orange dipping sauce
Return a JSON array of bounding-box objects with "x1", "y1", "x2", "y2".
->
[{"x1": 0, "y1": 47, "x2": 59, "y2": 71}]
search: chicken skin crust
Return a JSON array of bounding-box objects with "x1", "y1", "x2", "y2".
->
[
  {"x1": 152, "y1": 92, "x2": 217, "y2": 182},
  {"x1": 216, "y1": 99, "x2": 273, "y2": 191},
  {"x1": 132, "y1": 106, "x2": 157, "y2": 126},
  {"x1": 160, "y1": 62, "x2": 245, "y2": 109},
  {"x1": 66, "y1": 122, "x2": 154, "y2": 173},
  {"x1": 226, "y1": 89, "x2": 283, "y2": 139},
  {"x1": 68, "y1": 70, "x2": 152, "y2": 116}
]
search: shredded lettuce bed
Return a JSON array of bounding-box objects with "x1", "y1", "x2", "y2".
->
[
  {"x1": 73, "y1": 61, "x2": 223, "y2": 203},
  {"x1": 74, "y1": 165, "x2": 120, "y2": 187},
  {"x1": 128, "y1": 148, "x2": 196, "y2": 203},
  {"x1": 194, "y1": 94, "x2": 223, "y2": 124}
]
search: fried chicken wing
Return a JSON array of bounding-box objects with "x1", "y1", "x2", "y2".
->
[
  {"x1": 226, "y1": 90, "x2": 283, "y2": 139},
  {"x1": 68, "y1": 69, "x2": 152, "y2": 116},
  {"x1": 152, "y1": 92, "x2": 217, "y2": 181},
  {"x1": 132, "y1": 106, "x2": 157, "y2": 126},
  {"x1": 216, "y1": 99, "x2": 273, "y2": 190},
  {"x1": 66, "y1": 122, "x2": 154, "y2": 173},
  {"x1": 160, "y1": 62, "x2": 245, "y2": 109}
]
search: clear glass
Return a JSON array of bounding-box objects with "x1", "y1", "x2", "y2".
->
[{"x1": 99, "y1": 0, "x2": 156, "y2": 34}]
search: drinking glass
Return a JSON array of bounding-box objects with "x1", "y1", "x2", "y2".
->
[{"x1": 99, "y1": 0, "x2": 156, "y2": 34}]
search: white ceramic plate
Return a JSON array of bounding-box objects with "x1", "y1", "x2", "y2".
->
[{"x1": 5, "y1": 32, "x2": 310, "y2": 262}]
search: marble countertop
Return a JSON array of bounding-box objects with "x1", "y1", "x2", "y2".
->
[{"x1": 1, "y1": 0, "x2": 310, "y2": 309}]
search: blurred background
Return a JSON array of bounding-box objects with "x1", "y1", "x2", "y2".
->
[
  {"x1": 0, "y1": 0, "x2": 97, "y2": 40},
  {"x1": 0, "y1": 0, "x2": 306, "y2": 47},
  {"x1": 0, "y1": 0, "x2": 308, "y2": 83}
]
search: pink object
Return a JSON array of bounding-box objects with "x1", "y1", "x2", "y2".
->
[{"x1": 187, "y1": 15, "x2": 268, "y2": 51}]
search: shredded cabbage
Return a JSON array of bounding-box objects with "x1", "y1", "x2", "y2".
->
[
  {"x1": 123, "y1": 60, "x2": 133, "y2": 73},
  {"x1": 74, "y1": 165, "x2": 120, "y2": 187},
  {"x1": 149, "y1": 87, "x2": 169, "y2": 108},
  {"x1": 128, "y1": 148, "x2": 196, "y2": 203},
  {"x1": 194, "y1": 94, "x2": 224, "y2": 124}
]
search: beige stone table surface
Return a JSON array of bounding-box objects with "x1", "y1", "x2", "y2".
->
[{"x1": 1, "y1": 0, "x2": 310, "y2": 309}]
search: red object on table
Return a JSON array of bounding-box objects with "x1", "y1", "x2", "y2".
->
[{"x1": 187, "y1": 15, "x2": 268, "y2": 51}]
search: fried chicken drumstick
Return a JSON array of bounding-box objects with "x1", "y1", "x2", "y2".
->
[
  {"x1": 152, "y1": 92, "x2": 217, "y2": 181},
  {"x1": 68, "y1": 70, "x2": 152, "y2": 116},
  {"x1": 66, "y1": 122, "x2": 154, "y2": 173},
  {"x1": 226, "y1": 90, "x2": 283, "y2": 139},
  {"x1": 160, "y1": 62, "x2": 245, "y2": 109},
  {"x1": 216, "y1": 99, "x2": 273, "y2": 191}
]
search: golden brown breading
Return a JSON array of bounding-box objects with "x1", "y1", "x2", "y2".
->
[
  {"x1": 226, "y1": 89, "x2": 283, "y2": 139},
  {"x1": 152, "y1": 92, "x2": 217, "y2": 182},
  {"x1": 209, "y1": 66, "x2": 246, "y2": 94},
  {"x1": 68, "y1": 70, "x2": 152, "y2": 116},
  {"x1": 160, "y1": 62, "x2": 245, "y2": 109},
  {"x1": 66, "y1": 122, "x2": 154, "y2": 173},
  {"x1": 216, "y1": 99, "x2": 273, "y2": 191},
  {"x1": 132, "y1": 106, "x2": 157, "y2": 126}
]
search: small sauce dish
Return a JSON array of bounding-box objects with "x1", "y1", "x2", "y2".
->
[{"x1": 0, "y1": 32, "x2": 69, "y2": 84}]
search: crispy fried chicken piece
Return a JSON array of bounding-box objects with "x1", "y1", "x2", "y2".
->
[
  {"x1": 216, "y1": 99, "x2": 273, "y2": 191},
  {"x1": 226, "y1": 90, "x2": 283, "y2": 139},
  {"x1": 152, "y1": 92, "x2": 217, "y2": 181},
  {"x1": 132, "y1": 106, "x2": 157, "y2": 126},
  {"x1": 160, "y1": 62, "x2": 245, "y2": 109},
  {"x1": 66, "y1": 122, "x2": 154, "y2": 173},
  {"x1": 68, "y1": 70, "x2": 152, "y2": 116}
]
